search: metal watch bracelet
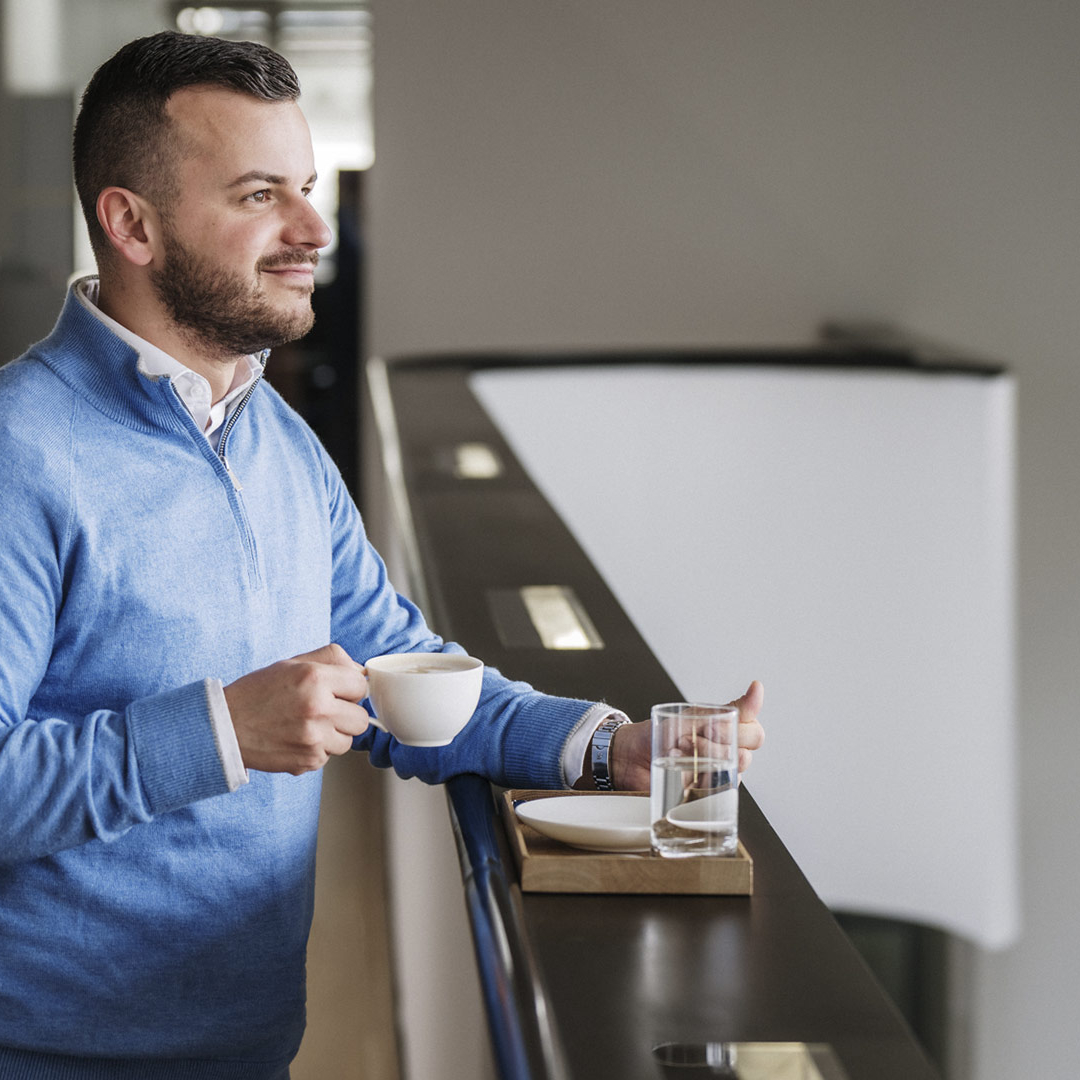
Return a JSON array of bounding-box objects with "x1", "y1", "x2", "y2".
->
[{"x1": 590, "y1": 716, "x2": 631, "y2": 790}]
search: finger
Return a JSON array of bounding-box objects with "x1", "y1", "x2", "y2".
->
[
  {"x1": 729, "y1": 679, "x2": 764, "y2": 722},
  {"x1": 327, "y1": 700, "x2": 375, "y2": 739},
  {"x1": 323, "y1": 663, "x2": 368, "y2": 704},
  {"x1": 324, "y1": 722, "x2": 364, "y2": 758},
  {"x1": 294, "y1": 648, "x2": 368, "y2": 703},
  {"x1": 673, "y1": 720, "x2": 759, "y2": 770},
  {"x1": 737, "y1": 719, "x2": 764, "y2": 751},
  {"x1": 674, "y1": 732, "x2": 735, "y2": 759}
]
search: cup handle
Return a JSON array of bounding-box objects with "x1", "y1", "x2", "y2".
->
[{"x1": 359, "y1": 665, "x2": 387, "y2": 735}]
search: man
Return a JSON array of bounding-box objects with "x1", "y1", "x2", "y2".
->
[{"x1": 0, "y1": 31, "x2": 764, "y2": 1079}]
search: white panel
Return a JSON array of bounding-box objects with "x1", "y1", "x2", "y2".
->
[
  {"x1": 473, "y1": 364, "x2": 1018, "y2": 950},
  {"x1": 386, "y1": 778, "x2": 495, "y2": 1080}
]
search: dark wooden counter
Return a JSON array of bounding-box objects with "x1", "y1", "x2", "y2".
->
[{"x1": 368, "y1": 349, "x2": 946, "y2": 1080}]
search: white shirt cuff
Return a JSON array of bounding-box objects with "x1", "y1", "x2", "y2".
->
[
  {"x1": 205, "y1": 677, "x2": 249, "y2": 792},
  {"x1": 560, "y1": 703, "x2": 631, "y2": 787}
]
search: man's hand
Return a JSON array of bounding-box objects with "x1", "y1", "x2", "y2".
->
[
  {"x1": 224, "y1": 644, "x2": 371, "y2": 775},
  {"x1": 608, "y1": 680, "x2": 765, "y2": 791}
]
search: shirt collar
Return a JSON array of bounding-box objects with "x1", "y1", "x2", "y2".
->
[{"x1": 74, "y1": 276, "x2": 263, "y2": 439}]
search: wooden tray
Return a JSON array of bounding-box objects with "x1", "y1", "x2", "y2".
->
[{"x1": 500, "y1": 789, "x2": 753, "y2": 895}]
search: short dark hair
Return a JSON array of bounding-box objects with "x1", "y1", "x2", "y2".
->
[{"x1": 73, "y1": 31, "x2": 301, "y2": 264}]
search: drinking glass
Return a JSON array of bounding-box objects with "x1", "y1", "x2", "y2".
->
[{"x1": 650, "y1": 702, "x2": 739, "y2": 857}]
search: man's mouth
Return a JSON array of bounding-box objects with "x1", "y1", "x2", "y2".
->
[{"x1": 259, "y1": 252, "x2": 320, "y2": 275}]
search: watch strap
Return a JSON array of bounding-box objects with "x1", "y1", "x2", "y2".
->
[{"x1": 591, "y1": 716, "x2": 631, "y2": 791}]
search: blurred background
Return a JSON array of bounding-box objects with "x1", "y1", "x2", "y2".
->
[{"x1": 3, "y1": 3, "x2": 1079, "y2": 1080}]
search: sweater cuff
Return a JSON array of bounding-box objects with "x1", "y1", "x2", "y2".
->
[
  {"x1": 126, "y1": 680, "x2": 235, "y2": 815},
  {"x1": 498, "y1": 693, "x2": 599, "y2": 790}
]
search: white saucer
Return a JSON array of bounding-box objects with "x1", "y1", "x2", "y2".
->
[
  {"x1": 665, "y1": 788, "x2": 738, "y2": 832},
  {"x1": 515, "y1": 795, "x2": 650, "y2": 852}
]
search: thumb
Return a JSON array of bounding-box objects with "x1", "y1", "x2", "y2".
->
[{"x1": 730, "y1": 679, "x2": 764, "y2": 720}]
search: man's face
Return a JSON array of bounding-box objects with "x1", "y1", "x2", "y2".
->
[{"x1": 150, "y1": 87, "x2": 332, "y2": 360}]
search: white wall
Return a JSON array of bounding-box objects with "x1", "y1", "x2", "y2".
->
[{"x1": 368, "y1": 3, "x2": 1080, "y2": 1079}]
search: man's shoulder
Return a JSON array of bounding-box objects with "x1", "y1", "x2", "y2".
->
[
  {"x1": 0, "y1": 349, "x2": 77, "y2": 428},
  {"x1": 0, "y1": 355, "x2": 79, "y2": 523},
  {"x1": 244, "y1": 376, "x2": 349, "y2": 498},
  {"x1": 249, "y1": 374, "x2": 330, "y2": 452},
  {"x1": 1, "y1": 286, "x2": 107, "y2": 419}
]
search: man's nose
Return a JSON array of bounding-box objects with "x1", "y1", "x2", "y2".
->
[{"x1": 284, "y1": 196, "x2": 333, "y2": 250}]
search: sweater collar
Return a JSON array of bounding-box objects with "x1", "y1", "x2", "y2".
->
[{"x1": 38, "y1": 280, "x2": 266, "y2": 436}]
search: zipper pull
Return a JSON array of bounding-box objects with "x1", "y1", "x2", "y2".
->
[{"x1": 223, "y1": 457, "x2": 243, "y2": 491}]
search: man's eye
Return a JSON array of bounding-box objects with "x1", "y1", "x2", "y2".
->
[{"x1": 246, "y1": 190, "x2": 271, "y2": 204}]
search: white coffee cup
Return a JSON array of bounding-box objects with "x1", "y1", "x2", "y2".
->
[{"x1": 363, "y1": 652, "x2": 484, "y2": 746}]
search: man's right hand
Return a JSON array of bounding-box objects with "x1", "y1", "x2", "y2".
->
[{"x1": 224, "y1": 644, "x2": 371, "y2": 775}]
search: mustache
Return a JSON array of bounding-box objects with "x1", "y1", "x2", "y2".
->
[{"x1": 257, "y1": 250, "x2": 320, "y2": 272}]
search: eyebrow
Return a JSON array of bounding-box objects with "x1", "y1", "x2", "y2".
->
[{"x1": 227, "y1": 171, "x2": 318, "y2": 189}]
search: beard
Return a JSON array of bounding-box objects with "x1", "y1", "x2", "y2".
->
[{"x1": 150, "y1": 225, "x2": 318, "y2": 359}]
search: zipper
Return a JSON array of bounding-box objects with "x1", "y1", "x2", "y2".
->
[
  {"x1": 158, "y1": 364, "x2": 267, "y2": 588},
  {"x1": 216, "y1": 365, "x2": 265, "y2": 489}
]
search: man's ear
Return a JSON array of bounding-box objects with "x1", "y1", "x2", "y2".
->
[{"x1": 95, "y1": 187, "x2": 162, "y2": 267}]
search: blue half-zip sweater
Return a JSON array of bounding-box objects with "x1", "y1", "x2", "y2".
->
[{"x1": 0, "y1": 285, "x2": 592, "y2": 1078}]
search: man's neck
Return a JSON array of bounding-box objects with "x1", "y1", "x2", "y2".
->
[{"x1": 95, "y1": 277, "x2": 243, "y2": 403}]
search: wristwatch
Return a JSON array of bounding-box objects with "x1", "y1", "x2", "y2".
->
[{"x1": 591, "y1": 716, "x2": 631, "y2": 790}]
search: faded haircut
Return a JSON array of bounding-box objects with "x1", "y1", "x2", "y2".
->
[{"x1": 73, "y1": 30, "x2": 301, "y2": 265}]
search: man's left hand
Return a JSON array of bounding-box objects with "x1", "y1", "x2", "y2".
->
[{"x1": 608, "y1": 680, "x2": 765, "y2": 791}]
